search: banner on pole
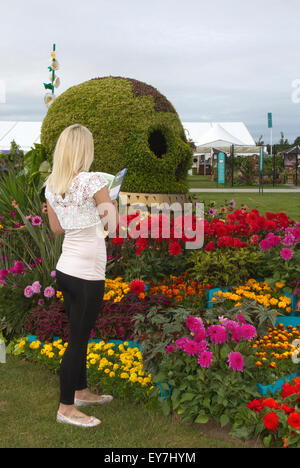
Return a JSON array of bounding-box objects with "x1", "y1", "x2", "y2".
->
[
  {"x1": 268, "y1": 112, "x2": 273, "y2": 129},
  {"x1": 217, "y1": 152, "x2": 225, "y2": 184}
]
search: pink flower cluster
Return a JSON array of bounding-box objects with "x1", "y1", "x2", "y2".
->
[
  {"x1": 24, "y1": 281, "x2": 55, "y2": 300},
  {"x1": 259, "y1": 226, "x2": 300, "y2": 261},
  {"x1": 167, "y1": 315, "x2": 257, "y2": 372}
]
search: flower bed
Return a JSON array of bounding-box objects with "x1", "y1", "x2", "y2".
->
[
  {"x1": 209, "y1": 278, "x2": 297, "y2": 315},
  {"x1": 15, "y1": 336, "x2": 153, "y2": 403}
]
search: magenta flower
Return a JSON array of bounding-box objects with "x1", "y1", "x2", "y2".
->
[
  {"x1": 38, "y1": 299, "x2": 45, "y2": 306},
  {"x1": 175, "y1": 337, "x2": 190, "y2": 351},
  {"x1": 228, "y1": 352, "x2": 244, "y2": 372},
  {"x1": 166, "y1": 344, "x2": 176, "y2": 354},
  {"x1": 24, "y1": 285, "x2": 34, "y2": 298},
  {"x1": 186, "y1": 316, "x2": 206, "y2": 340},
  {"x1": 183, "y1": 339, "x2": 208, "y2": 355},
  {"x1": 269, "y1": 235, "x2": 281, "y2": 247},
  {"x1": 44, "y1": 286, "x2": 55, "y2": 298},
  {"x1": 50, "y1": 270, "x2": 56, "y2": 278},
  {"x1": 31, "y1": 216, "x2": 43, "y2": 226},
  {"x1": 259, "y1": 238, "x2": 272, "y2": 250},
  {"x1": 35, "y1": 257, "x2": 43, "y2": 264},
  {"x1": 198, "y1": 351, "x2": 213, "y2": 368},
  {"x1": 208, "y1": 208, "x2": 216, "y2": 216},
  {"x1": 240, "y1": 324, "x2": 257, "y2": 341},
  {"x1": 0, "y1": 269, "x2": 9, "y2": 279},
  {"x1": 280, "y1": 248, "x2": 293, "y2": 260},
  {"x1": 236, "y1": 313, "x2": 246, "y2": 324},
  {"x1": 0, "y1": 279, "x2": 6, "y2": 287},
  {"x1": 207, "y1": 325, "x2": 228, "y2": 344},
  {"x1": 282, "y1": 233, "x2": 296, "y2": 247}
]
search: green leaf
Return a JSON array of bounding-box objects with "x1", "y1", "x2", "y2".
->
[{"x1": 194, "y1": 412, "x2": 209, "y2": 424}]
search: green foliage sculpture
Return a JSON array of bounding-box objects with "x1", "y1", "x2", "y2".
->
[{"x1": 40, "y1": 76, "x2": 193, "y2": 193}]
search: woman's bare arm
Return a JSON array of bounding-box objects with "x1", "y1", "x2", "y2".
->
[{"x1": 93, "y1": 185, "x2": 119, "y2": 236}]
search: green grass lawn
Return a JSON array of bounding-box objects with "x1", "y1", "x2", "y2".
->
[
  {"x1": 0, "y1": 356, "x2": 262, "y2": 449},
  {"x1": 192, "y1": 193, "x2": 300, "y2": 221},
  {"x1": 187, "y1": 175, "x2": 296, "y2": 190}
]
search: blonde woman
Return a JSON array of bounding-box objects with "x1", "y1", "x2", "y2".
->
[{"x1": 43, "y1": 124, "x2": 119, "y2": 427}]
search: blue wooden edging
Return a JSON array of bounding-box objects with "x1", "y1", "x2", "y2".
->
[{"x1": 257, "y1": 371, "x2": 300, "y2": 396}]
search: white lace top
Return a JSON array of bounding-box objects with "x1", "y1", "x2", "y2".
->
[{"x1": 45, "y1": 171, "x2": 109, "y2": 230}]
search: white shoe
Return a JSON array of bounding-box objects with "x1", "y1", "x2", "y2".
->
[
  {"x1": 56, "y1": 411, "x2": 101, "y2": 427},
  {"x1": 74, "y1": 395, "x2": 113, "y2": 407}
]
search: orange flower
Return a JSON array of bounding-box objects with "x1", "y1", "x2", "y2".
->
[{"x1": 255, "y1": 361, "x2": 263, "y2": 367}]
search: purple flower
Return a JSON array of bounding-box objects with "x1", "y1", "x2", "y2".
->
[
  {"x1": 44, "y1": 286, "x2": 55, "y2": 298},
  {"x1": 38, "y1": 299, "x2": 45, "y2": 306},
  {"x1": 207, "y1": 325, "x2": 228, "y2": 344},
  {"x1": 198, "y1": 351, "x2": 213, "y2": 368},
  {"x1": 229, "y1": 199, "x2": 236, "y2": 208},
  {"x1": 280, "y1": 248, "x2": 293, "y2": 260},
  {"x1": 31, "y1": 216, "x2": 43, "y2": 226},
  {"x1": 32, "y1": 281, "x2": 41, "y2": 294},
  {"x1": 208, "y1": 208, "x2": 216, "y2": 216},
  {"x1": 24, "y1": 285, "x2": 34, "y2": 298},
  {"x1": 228, "y1": 352, "x2": 244, "y2": 372},
  {"x1": 50, "y1": 270, "x2": 56, "y2": 278}
]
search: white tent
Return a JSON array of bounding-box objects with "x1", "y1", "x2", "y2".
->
[
  {"x1": 183, "y1": 122, "x2": 256, "y2": 148},
  {"x1": 0, "y1": 121, "x2": 41, "y2": 152}
]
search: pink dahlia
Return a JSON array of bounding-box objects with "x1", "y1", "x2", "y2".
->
[
  {"x1": 198, "y1": 351, "x2": 213, "y2": 368},
  {"x1": 280, "y1": 248, "x2": 293, "y2": 260},
  {"x1": 228, "y1": 352, "x2": 244, "y2": 372},
  {"x1": 207, "y1": 325, "x2": 228, "y2": 344},
  {"x1": 175, "y1": 337, "x2": 190, "y2": 351},
  {"x1": 240, "y1": 324, "x2": 257, "y2": 341}
]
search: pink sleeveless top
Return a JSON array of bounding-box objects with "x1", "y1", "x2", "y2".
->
[{"x1": 45, "y1": 171, "x2": 109, "y2": 281}]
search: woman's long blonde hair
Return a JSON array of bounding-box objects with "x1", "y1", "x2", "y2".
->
[{"x1": 42, "y1": 124, "x2": 94, "y2": 195}]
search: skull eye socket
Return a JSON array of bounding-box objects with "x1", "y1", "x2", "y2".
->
[{"x1": 148, "y1": 129, "x2": 167, "y2": 158}]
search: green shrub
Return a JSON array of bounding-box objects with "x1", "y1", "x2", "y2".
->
[
  {"x1": 187, "y1": 247, "x2": 269, "y2": 287},
  {"x1": 40, "y1": 76, "x2": 193, "y2": 193}
]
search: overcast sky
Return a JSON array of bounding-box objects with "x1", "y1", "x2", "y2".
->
[{"x1": 1, "y1": 0, "x2": 300, "y2": 143}]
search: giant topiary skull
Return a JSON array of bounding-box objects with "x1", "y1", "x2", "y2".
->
[{"x1": 41, "y1": 76, "x2": 193, "y2": 193}]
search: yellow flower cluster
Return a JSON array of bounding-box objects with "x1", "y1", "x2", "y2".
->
[
  {"x1": 56, "y1": 277, "x2": 131, "y2": 304},
  {"x1": 103, "y1": 277, "x2": 131, "y2": 302},
  {"x1": 252, "y1": 323, "x2": 300, "y2": 368},
  {"x1": 213, "y1": 278, "x2": 292, "y2": 314},
  {"x1": 86, "y1": 341, "x2": 153, "y2": 389},
  {"x1": 19, "y1": 337, "x2": 153, "y2": 393}
]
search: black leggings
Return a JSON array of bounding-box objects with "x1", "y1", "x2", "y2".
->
[{"x1": 55, "y1": 269, "x2": 105, "y2": 405}]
